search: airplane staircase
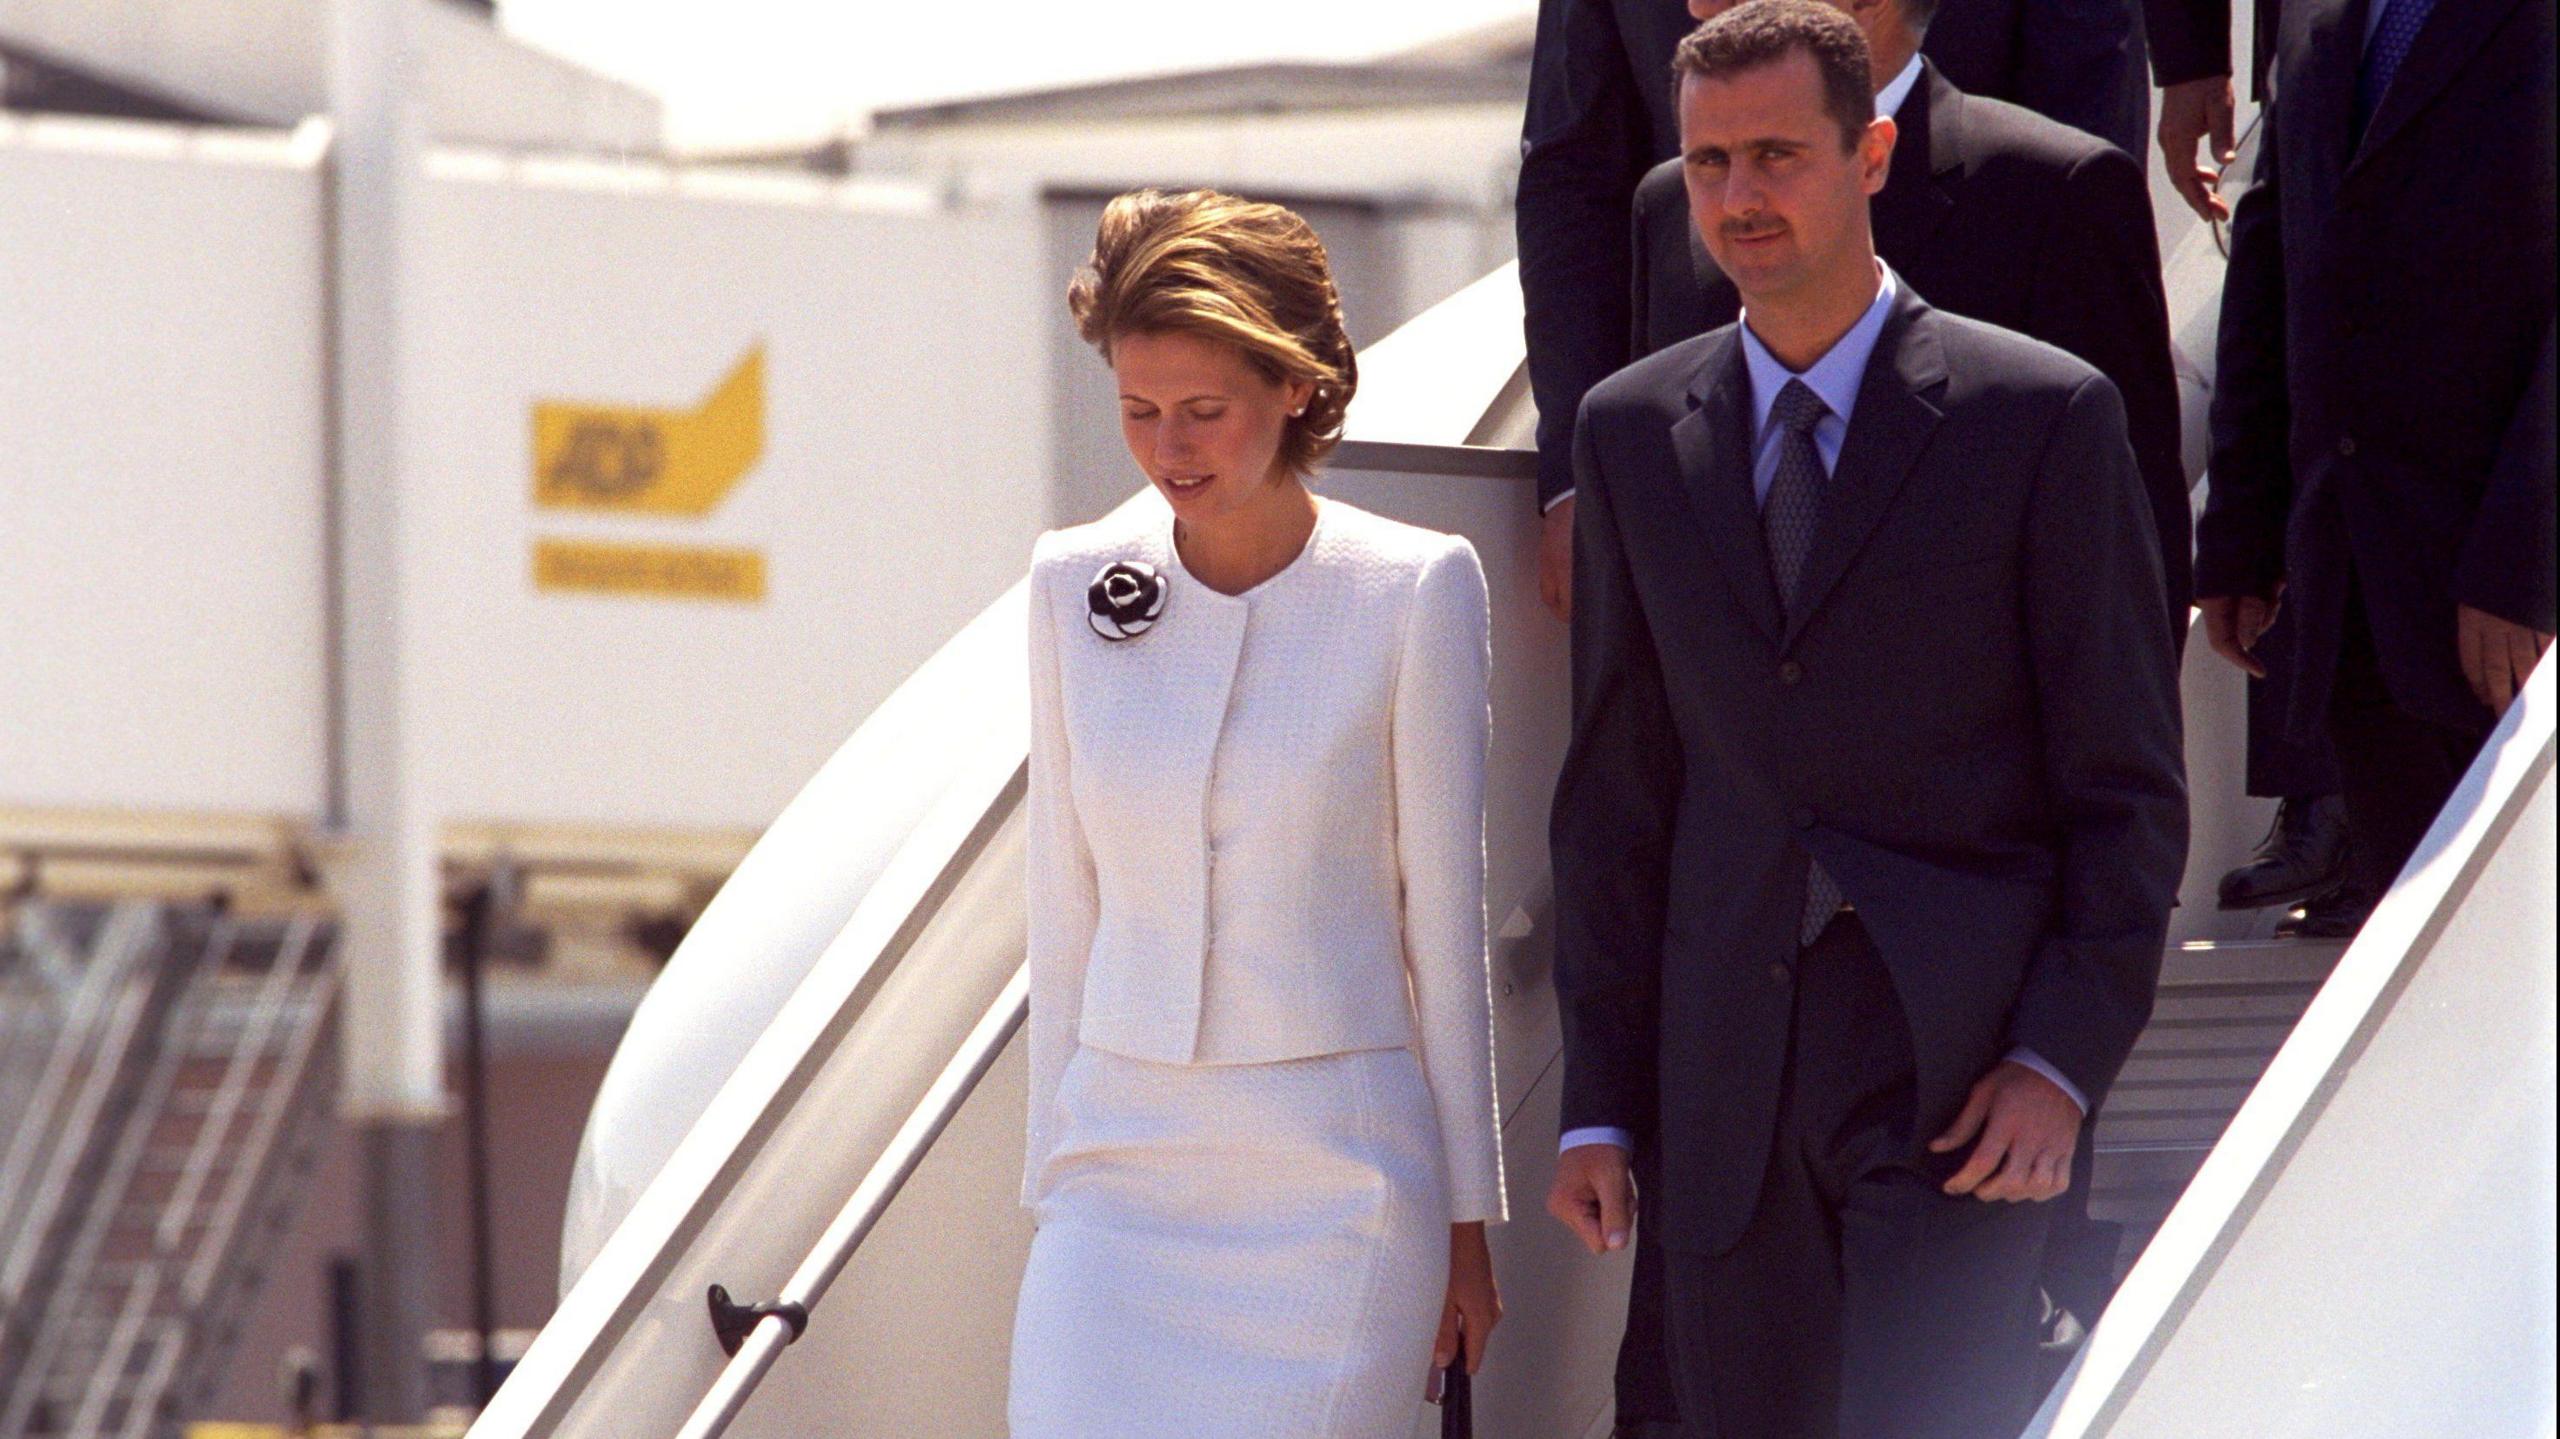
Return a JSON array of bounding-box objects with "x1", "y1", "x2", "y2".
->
[{"x1": 0, "y1": 904, "x2": 341, "y2": 1439}]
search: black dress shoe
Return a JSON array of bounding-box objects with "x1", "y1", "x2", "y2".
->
[
  {"x1": 2276, "y1": 882, "x2": 2374, "y2": 939},
  {"x1": 2219, "y1": 794, "x2": 2351, "y2": 910}
]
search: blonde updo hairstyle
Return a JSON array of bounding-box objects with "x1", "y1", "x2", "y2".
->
[{"x1": 1067, "y1": 189, "x2": 1359, "y2": 477}]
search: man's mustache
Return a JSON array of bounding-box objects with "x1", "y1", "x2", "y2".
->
[{"x1": 1719, "y1": 219, "x2": 1787, "y2": 242}]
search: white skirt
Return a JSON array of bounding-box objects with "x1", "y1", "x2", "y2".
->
[{"x1": 1009, "y1": 1044, "x2": 1451, "y2": 1439}]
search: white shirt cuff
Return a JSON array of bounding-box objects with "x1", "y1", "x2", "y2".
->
[
  {"x1": 1541, "y1": 487, "x2": 1576, "y2": 514},
  {"x1": 1559, "y1": 1125, "x2": 1634, "y2": 1155},
  {"x1": 2004, "y1": 1047, "x2": 2089, "y2": 1117}
]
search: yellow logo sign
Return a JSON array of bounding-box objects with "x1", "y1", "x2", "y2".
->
[
  {"x1": 533, "y1": 538, "x2": 766, "y2": 603},
  {"x1": 533, "y1": 347, "x2": 764, "y2": 516}
]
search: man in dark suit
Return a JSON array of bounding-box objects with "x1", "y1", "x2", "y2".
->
[
  {"x1": 1519, "y1": 0, "x2": 2152, "y2": 625},
  {"x1": 1615, "y1": 5, "x2": 2183, "y2": 1392},
  {"x1": 1545, "y1": 7, "x2": 2187, "y2": 1434},
  {"x1": 2196, "y1": 0, "x2": 2556, "y2": 911},
  {"x1": 1629, "y1": 0, "x2": 2191, "y2": 632},
  {"x1": 2135, "y1": 0, "x2": 2363, "y2": 940}
]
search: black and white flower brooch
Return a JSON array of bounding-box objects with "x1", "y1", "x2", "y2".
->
[{"x1": 1087, "y1": 560, "x2": 1168, "y2": 641}]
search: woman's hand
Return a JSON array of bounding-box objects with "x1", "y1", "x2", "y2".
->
[{"x1": 1428, "y1": 1221, "x2": 1501, "y2": 1400}]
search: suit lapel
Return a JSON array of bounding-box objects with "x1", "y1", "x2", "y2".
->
[
  {"x1": 2289, "y1": 0, "x2": 2368, "y2": 196},
  {"x1": 2348, "y1": 0, "x2": 2524, "y2": 171},
  {"x1": 1670, "y1": 332, "x2": 1787, "y2": 647},
  {"x1": 1782, "y1": 288, "x2": 1947, "y2": 650},
  {"x1": 1870, "y1": 65, "x2": 1959, "y2": 263}
]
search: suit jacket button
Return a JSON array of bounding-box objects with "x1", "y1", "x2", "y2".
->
[
  {"x1": 2336, "y1": 435, "x2": 2357, "y2": 457},
  {"x1": 1778, "y1": 660, "x2": 1803, "y2": 686},
  {"x1": 1791, "y1": 807, "x2": 1816, "y2": 829},
  {"x1": 1768, "y1": 961, "x2": 1792, "y2": 986}
]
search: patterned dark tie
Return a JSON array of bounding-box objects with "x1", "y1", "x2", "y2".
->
[
  {"x1": 1762, "y1": 378, "x2": 1846, "y2": 943},
  {"x1": 2354, "y1": 0, "x2": 2439, "y2": 144}
]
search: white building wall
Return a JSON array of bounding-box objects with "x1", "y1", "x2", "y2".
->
[
  {"x1": 0, "y1": 116, "x2": 332, "y2": 816},
  {"x1": 0, "y1": 119, "x2": 1052, "y2": 832},
  {"x1": 403, "y1": 155, "x2": 1051, "y2": 831}
]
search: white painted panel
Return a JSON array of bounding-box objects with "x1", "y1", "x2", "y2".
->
[
  {"x1": 402, "y1": 160, "x2": 1052, "y2": 830},
  {"x1": 2111, "y1": 753, "x2": 2556, "y2": 1436},
  {"x1": 2, "y1": 122, "x2": 1054, "y2": 831},
  {"x1": 0, "y1": 120, "x2": 330, "y2": 815}
]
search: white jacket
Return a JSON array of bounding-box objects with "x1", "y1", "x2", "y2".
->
[{"x1": 1021, "y1": 494, "x2": 1506, "y2": 1224}]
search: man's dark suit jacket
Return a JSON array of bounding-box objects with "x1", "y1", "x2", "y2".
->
[
  {"x1": 1629, "y1": 62, "x2": 2192, "y2": 625},
  {"x1": 1518, "y1": 0, "x2": 2150, "y2": 512},
  {"x1": 1551, "y1": 286, "x2": 2187, "y2": 1253},
  {"x1": 2195, "y1": 0, "x2": 2557, "y2": 737},
  {"x1": 2143, "y1": 0, "x2": 2282, "y2": 94}
]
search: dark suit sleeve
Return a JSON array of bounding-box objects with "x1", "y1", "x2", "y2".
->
[
  {"x1": 1549, "y1": 403, "x2": 1675, "y2": 1137},
  {"x1": 2194, "y1": 99, "x2": 2291, "y2": 600},
  {"x1": 2455, "y1": 318, "x2": 2559, "y2": 636},
  {"x1": 2009, "y1": 0, "x2": 2151, "y2": 158},
  {"x1": 1518, "y1": 0, "x2": 1655, "y2": 511},
  {"x1": 1628, "y1": 168, "x2": 1657, "y2": 359},
  {"x1": 2027, "y1": 142, "x2": 2194, "y2": 625},
  {"x1": 2144, "y1": 0, "x2": 2235, "y2": 86},
  {"x1": 2009, "y1": 374, "x2": 2189, "y2": 1107}
]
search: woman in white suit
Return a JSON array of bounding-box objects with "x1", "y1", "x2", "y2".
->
[{"x1": 1009, "y1": 189, "x2": 1506, "y2": 1438}]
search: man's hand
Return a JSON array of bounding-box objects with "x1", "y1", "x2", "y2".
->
[
  {"x1": 1545, "y1": 1141, "x2": 1633, "y2": 1253},
  {"x1": 1539, "y1": 496, "x2": 1576, "y2": 623},
  {"x1": 2458, "y1": 604, "x2": 2555, "y2": 717},
  {"x1": 2200, "y1": 589, "x2": 2283, "y2": 678},
  {"x1": 2158, "y1": 75, "x2": 2238, "y2": 223},
  {"x1": 1930, "y1": 1060, "x2": 2083, "y2": 1203}
]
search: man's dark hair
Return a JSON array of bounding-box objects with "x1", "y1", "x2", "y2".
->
[{"x1": 1672, "y1": 0, "x2": 1876, "y2": 151}]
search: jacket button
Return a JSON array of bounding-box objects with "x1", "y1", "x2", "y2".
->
[
  {"x1": 1791, "y1": 807, "x2": 1816, "y2": 830},
  {"x1": 1768, "y1": 961, "x2": 1792, "y2": 986},
  {"x1": 1778, "y1": 660, "x2": 1803, "y2": 686},
  {"x1": 2336, "y1": 435, "x2": 2357, "y2": 457}
]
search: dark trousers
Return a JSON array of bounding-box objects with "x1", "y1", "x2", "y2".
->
[
  {"x1": 1659, "y1": 915, "x2": 2055, "y2": 1439},
  {"x1": 1613, "y1": 1150, "x2": 1690, "y2": 1434},
  {"x1": 2248, "y1": 596, "x2": 2345, "y2": 800},
  {"x1": 2327, "y1": 582, "x2": 2485, "y2": 899}
]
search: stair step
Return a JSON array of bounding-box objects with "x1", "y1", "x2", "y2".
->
[
  {"x1": 2157, "y1": 936, "x2": 2348, "y2": 986},
  {"x1": 136, "y1": 1142, "x2": 232, "y2": 1175},
  {"x1": 83, "y1": 1259, "x2": 196, "y2": 1293},
  {"x1": 112, "y1": 1203, "x2": 215, "y2": 1236},
  {"x1": 2093, "y1": 1080, "x2": 2261, "y2": 1115},
  {"x1": 2113, "y1": 1050, "x2": 2285, "y2": 1087}
]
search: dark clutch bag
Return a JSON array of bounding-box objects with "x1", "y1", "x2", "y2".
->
[{"x1": 1439, "y1": 1361, "x2": 1471, "y2": 1437}]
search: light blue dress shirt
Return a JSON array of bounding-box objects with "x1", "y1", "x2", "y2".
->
[
  {"x1": 1559, "y1": 262, "x2": 2087, "y2": 1159},
  {"x1": 1737, "y1": 262, "x2": 1900, "y2": 506}
]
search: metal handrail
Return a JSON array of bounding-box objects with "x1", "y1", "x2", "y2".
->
[
  {"x1": 186, "y1": 931, "x2": 336, "y2": 1304},
  {"x1": 469, "y1": 747, "x2": 1029, "y2": 1439},
  {"x1": 672, "y1": 967, "x2": 1030, "y2": 1439},
  {"x1": 0, "y1": 905, "x2": 159, "y2": 1278},
  {"x1": 0, "y1": 912, "x2": 216, "y2": 1439}
]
